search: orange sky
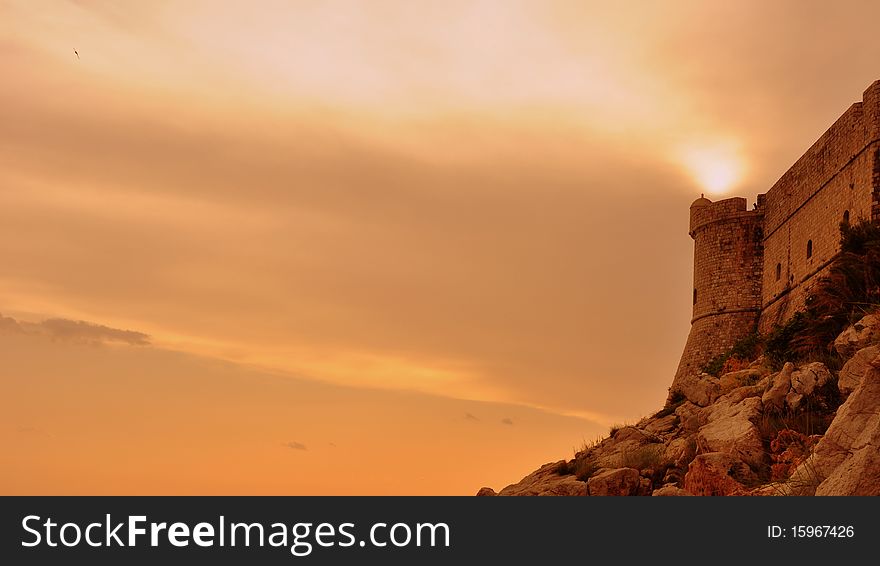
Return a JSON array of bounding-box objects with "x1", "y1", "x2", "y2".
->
[{"x1": 2, "y1": 0, "x2": 880, "y2": 494}]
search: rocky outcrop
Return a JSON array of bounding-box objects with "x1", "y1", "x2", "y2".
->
[
  {"x1": 643, "y1": 414, "x2": 678, "y2": 435},
  {"x1": 683, "y1": 452, "x2": 756, "y2": 496},
  {"x1": 838, "y1": 345, "x2": 879, "y2": 397},
  {"x1": 482, "y1": 317, "x2": 880, "y2": 497},
  {"x1": 669, "y1": 372, "x2": 720, "y2": 407},
  {"x1": 790, "y1": 362, "x2": 832, "y2": 397},
  {"x1": 724, "y1": 382, "x2": 766, "y2": 404},
  {"x1": 495, "y1": 461, "x2": 588, "y2": 496},
  {"x1": 786, "y1": 362, "x2": 832, "y2": 410},
  {"x1": 587, "y1": 468, "x2": 640, "y2": 496},
  {"x1": 761, "y1": 362, "x2": 793, "y2": 411},
  {"x1": 719, "y1": 368, "x2": 764, "y2": 394},
  {"x1": 786, "y1": 356, "x2": 880, "y2": 495},
  {"x1": 695, "y1": 397, "x2": 766, "y2": 470},
  {"x1": 833, "y1": 313, "x2": 880, "y2": 358}
]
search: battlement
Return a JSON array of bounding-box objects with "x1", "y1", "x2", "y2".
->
[
  {"x1": 689, "y1": 196, "x2": 762, "y2": 236},
  {"x1": 673, "y1": 79, "x2": 880, "y2": 392}
]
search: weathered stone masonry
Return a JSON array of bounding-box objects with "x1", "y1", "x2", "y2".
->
[{"x1": 673, "y1": 79, "x2": 880, "y2": 389}]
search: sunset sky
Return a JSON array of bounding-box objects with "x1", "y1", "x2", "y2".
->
[{"x1": 2, "y1": 0, "x2": 880, "y2": 494}]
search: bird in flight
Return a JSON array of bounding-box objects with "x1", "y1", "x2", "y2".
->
[{"x1": 74, "y1": 49, "x2": 80, "y2": 60}]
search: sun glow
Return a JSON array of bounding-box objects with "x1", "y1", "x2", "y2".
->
[{"x1": 678, "y1": 142, "x2": 744, "y2": 196}]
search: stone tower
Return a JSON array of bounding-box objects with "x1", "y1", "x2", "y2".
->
[
  {"x1": 670, "y1": 79, "x2": 880, "y2": 399},
  {"x1": 672, "y1": 196, "x2": 765, "y2": 391}
]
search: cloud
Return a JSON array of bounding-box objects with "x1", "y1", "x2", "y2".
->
[
  {"x1": 0, "y1": 313, "x2": 24, "y2": 334},
  {"x1": 0, "y1": 313, "x2": 151, "y2": 346},
  {"x1": 501, "y1": 418, "x2": 514, "y2": 426},
  {"x1": 38, "y1": 318, "x2": 151, "y2": 346},
  {"x1": 284, "y1": 441, "x2": 307, "y2": 451},
  {"x1": 5, "y1": 1, "x2": 879, "y2": 427},
  {"x1": 464, "y1": 412, "x2": 480, "y2": 421}
]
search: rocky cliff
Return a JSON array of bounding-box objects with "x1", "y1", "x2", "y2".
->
[{"x1": 478, "y1": 313, "x2": 880, "y2": 496}]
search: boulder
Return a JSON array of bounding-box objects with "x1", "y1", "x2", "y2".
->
[
  {"x1": 664, "y1": 435, "x2": 697, "y2": 469},
  {"x1": 723, "y1": 383, "x2": 765, "y2": 404},
  {"x1": 586, "y1": 467, "x2": 640, "y2": 496},
  {"x1": 611, "y1": 426, "x2": 653, "y2": 444},
  {"x1": 497, "y1": 461, "x2": 588, "y2": 496},
  {"x1": 833, "y1": 313, "x2": 880, "y2": 358},
  {"x1": 761, "y1": 362, "x2": 794, "y2": 411},
  {"x1": 670, "y1": 372, "x2": 721, "y2": 407},
  {"x1": 789, "y1": 362, "x2": 832, "y2": 397},
  {"x1": 594, "y1": 427, "x2": 663, "y2": 469},
  {"x1": 720, "y1": 368, "x2": 763, "y2": 394},
  {"x1": 787, "y1": 356, "x2": 880, "y2": 495},
  {"x1": 696, "y1": 397, "x2": 767, "y2": 470},
  {"x1": 652, "y1": 486, "x2": 693, "y2": 496},
  {"x1": 675, "y1": 401, "x2": 707, "y2": 433},
  {"x1": 476, "y1": 487, "x2": 497, "y2": 496},
  {"x1": 838, "y1": 345, "x2": 879, "y2": 397},
  {"x1": 643, "y1": 414, "x2": 678, "y2": 435},
  {"x1": 683, "y1": 452, "x2": 756, "y2": 496}
]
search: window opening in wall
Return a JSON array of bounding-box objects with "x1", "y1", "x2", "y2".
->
[
  {"x1": 693, "y1": 288, "x2": 697, "y2": 305},
  {"x1": 807, "y1": 240, "x2": 813, "y2": 259},
  {"x1": 775, "y1": 263, "x2": 781, "y2": 281}
]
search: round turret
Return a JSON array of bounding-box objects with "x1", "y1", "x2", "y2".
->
[
  {"x1": 673, "y1": 196, "x2": 765, "y2": 394},
  {"x1": 691, "y1": 194, "x2": 712, "y2": 208}
]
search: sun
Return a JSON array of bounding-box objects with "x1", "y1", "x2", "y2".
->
[{"x1": 678, "y1": 142, "x2": 744, "y2": 196}]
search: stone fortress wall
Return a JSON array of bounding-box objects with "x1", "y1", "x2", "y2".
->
[{"x1": 673, "y1": 80, "x2": 880, "y2": 388}]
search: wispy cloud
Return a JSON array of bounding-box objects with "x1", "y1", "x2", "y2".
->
[
  {"x1": 0, "y1": 313, "x2": 150, "y2": 346},
  {"x1": 0, "y1": 313, "x2": 24, "y2": 333},
  {"x1": 39, "y1": 318, "x2": 150, "y2": 346},
  {"x1": 284, "y1": 441, "x2": 307, "y2": 451},
  {"x1": 464, "y1": 412, "x2": 480, "y2": 421},
  {"x1": 501, "y1": 418, "x2": 514, "y2": 426}
]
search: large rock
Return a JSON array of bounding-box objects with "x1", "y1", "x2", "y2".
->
[
  {"x1": 833, "y1": 313, "x2": 880, "y2": 358},
  {"x1": 643, "y1": 414, "x2": 678, "y2": 435},
  {"x1": 787, "y1": 356, "x2": 880, "y2": 495},
  {"x1": 723, "y1": 382, "x2": 765, "y2": 404},
  {"x1": 670, "y1": 372, "x2": 721, "y2": 407},
  {"x1": 696, "y1": 397, "x2": 767, "y2": 470},
  {"x1": 748, "y1": 356, "x2": 773, "y2": 374},
  {"x1": 594, "y1": 427, "x2": 662, "y2": 469},
  {"x1": 789, "y1": 362, "x2": 832, "y2": 397},
  {"x1": 683, "y1": 452, "x2": 756, "y2": 496},
  {"x1": 838, "y1": 345, "x2": 879, "y2": 397},
  {"x1": 586, "y1": 467, "x2": 640, "y2": 496},
  {"x1": 611, "y1": 426, "x2": 654, "y2": 444},
  {"x1": 761, "y1": 362, "x2": 793, "y2": 411},
  {"x1": 475, "y1": 487, "x2": 497, "y2": 496},
  {"x1": 497, "y1": 461, "x2": 588, "y2": 496},
  {"x1": 675, "y1": 401, "x2": 707, "y2": 432},
  {"x1": 719, "y1": 369, "x2": 763, "y2": 394},
  {"x1": 664, "y1": 435, "x2": 697, "y2": 469}
]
